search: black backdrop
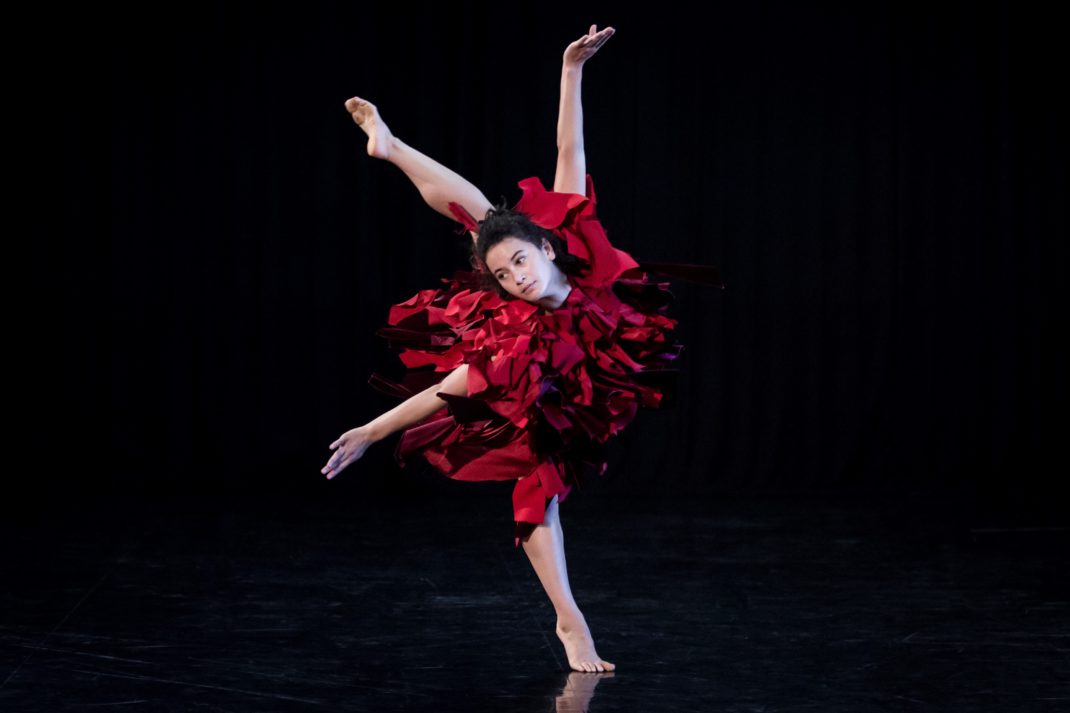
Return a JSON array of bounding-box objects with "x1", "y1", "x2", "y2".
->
[{"x1": 52, "y1": 1, "x2": 1068, "y2": 520}]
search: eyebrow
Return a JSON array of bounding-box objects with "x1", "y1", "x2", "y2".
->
[{"x1": 491, "y1": 250, "x2": 525, "y2": 274}]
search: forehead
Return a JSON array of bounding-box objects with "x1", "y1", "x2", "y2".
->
[{"x1": 485, "y1": 237, "x2": 533, "y2": 270}]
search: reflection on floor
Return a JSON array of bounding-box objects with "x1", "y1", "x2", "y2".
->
[{"x1": 2, "y1": 489, "x2": 1066, "y2": 712}]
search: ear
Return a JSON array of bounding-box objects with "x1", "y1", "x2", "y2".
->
[{"x1": 542, "y1": 237, "x2": 555, "y2": 260}]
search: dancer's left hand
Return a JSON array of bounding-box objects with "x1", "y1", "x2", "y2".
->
[{"x1": 564, "y1": 24, "x2": 615, "y2": 68}]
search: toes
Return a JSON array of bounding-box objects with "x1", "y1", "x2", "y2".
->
[{"x1": 571, "y1": 658, "x2": 616, "y2": 673}]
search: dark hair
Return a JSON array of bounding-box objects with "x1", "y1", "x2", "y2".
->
[{"x1": 470, "y1": 197, "x2": 585, "y2": 298}]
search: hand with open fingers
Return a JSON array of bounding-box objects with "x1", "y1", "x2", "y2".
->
[
  {"x1": 322, "y1": 426, "x2": 376, "y2": 480},
  {"x1": 563, "y1": 24, "x2": 615, "y2": 68}
]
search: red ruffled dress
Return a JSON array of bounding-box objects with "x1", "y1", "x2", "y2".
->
[{"x1": 369, "y1": 174, "x2": 723, "y2": 547}]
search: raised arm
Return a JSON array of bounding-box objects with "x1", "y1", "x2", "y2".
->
[{"x1": 554, "y1": 25, "x2": 615, "y2": 195}]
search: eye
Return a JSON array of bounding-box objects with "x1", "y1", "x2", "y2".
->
[{"x1": 516, "y1": 256, "x2": 526, "y2": 264}]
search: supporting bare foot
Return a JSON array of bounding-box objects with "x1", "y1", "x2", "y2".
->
[
  {"x1": 556, "y1": 613, "x2": 616, "y2": 673},
  {"x1": 344, "y1": 96, "x2": 394, "y2": 159}
]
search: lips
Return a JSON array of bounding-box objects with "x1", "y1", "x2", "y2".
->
[{"x1": 522, "y1": 280, "x2": 537, "y2": 295}]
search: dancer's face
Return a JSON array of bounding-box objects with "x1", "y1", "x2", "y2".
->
[{"x1": 485, "y1": 236, "x2": 559, "y2": 302}]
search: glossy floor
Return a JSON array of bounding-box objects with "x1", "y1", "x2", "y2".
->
[{"x1": 2, "y1": 490, "x2": 1066, "y2": 712}]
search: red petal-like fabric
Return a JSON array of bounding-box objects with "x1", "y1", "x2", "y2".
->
[{"x1": 368, "y1": 174, "x2": 721, "y2": 547}]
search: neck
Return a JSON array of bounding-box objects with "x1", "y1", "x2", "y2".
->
[{"x1": 535, "y1": 274, "x2": 573, "y2": 311}]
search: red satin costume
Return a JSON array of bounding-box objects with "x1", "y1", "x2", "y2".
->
[{"x1": 368, "y1": 174, "x2": 723, "y2": 547}]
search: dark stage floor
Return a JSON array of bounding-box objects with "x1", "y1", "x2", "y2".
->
[{"x1": 2, "y1": 488, "x2": 1066, "y2": 712}]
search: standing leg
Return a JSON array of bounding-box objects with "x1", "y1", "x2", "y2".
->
[
  {"x1": 345, "y1": 96, "x2": 491, "y2": 240},
  {"x1": 521, "y1": 493, "x2": 616, "y2": 672}
]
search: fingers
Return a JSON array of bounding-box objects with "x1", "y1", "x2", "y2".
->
[
  {"x1": 579, "y1": 26, "x2": 614, "y2": 51},
  {"x1": 591, "y1": 27, "x2": 614, "y2": 50},
  {"x1": 322, "y1": 446, "x2": 345, "y2": 476}
]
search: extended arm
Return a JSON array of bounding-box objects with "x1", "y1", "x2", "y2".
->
[
  {"x1": 365, "y1": 364, "x2": 469, "y2": 442},
  {"x1": 322, "y1": 363, "x2": 469, "y2": 479},
  {"x1": 554, "y1": 25, "x2": 615, "y2": 195}
]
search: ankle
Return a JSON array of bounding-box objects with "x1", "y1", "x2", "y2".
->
[{"x1": 556, "y1": 610, "x2": 586, "y2": 632}]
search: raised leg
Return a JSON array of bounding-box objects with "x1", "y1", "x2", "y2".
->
[
  {"x1": 344, "y1": 96, "x2": 491, "y2": 240},
  {"x1": 521, "y1": 494, "x2": 616, "y2": 672}
]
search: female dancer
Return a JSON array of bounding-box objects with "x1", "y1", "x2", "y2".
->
[{"x1": 323, "y1": 24, "x2": 717, "y2": 673}]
